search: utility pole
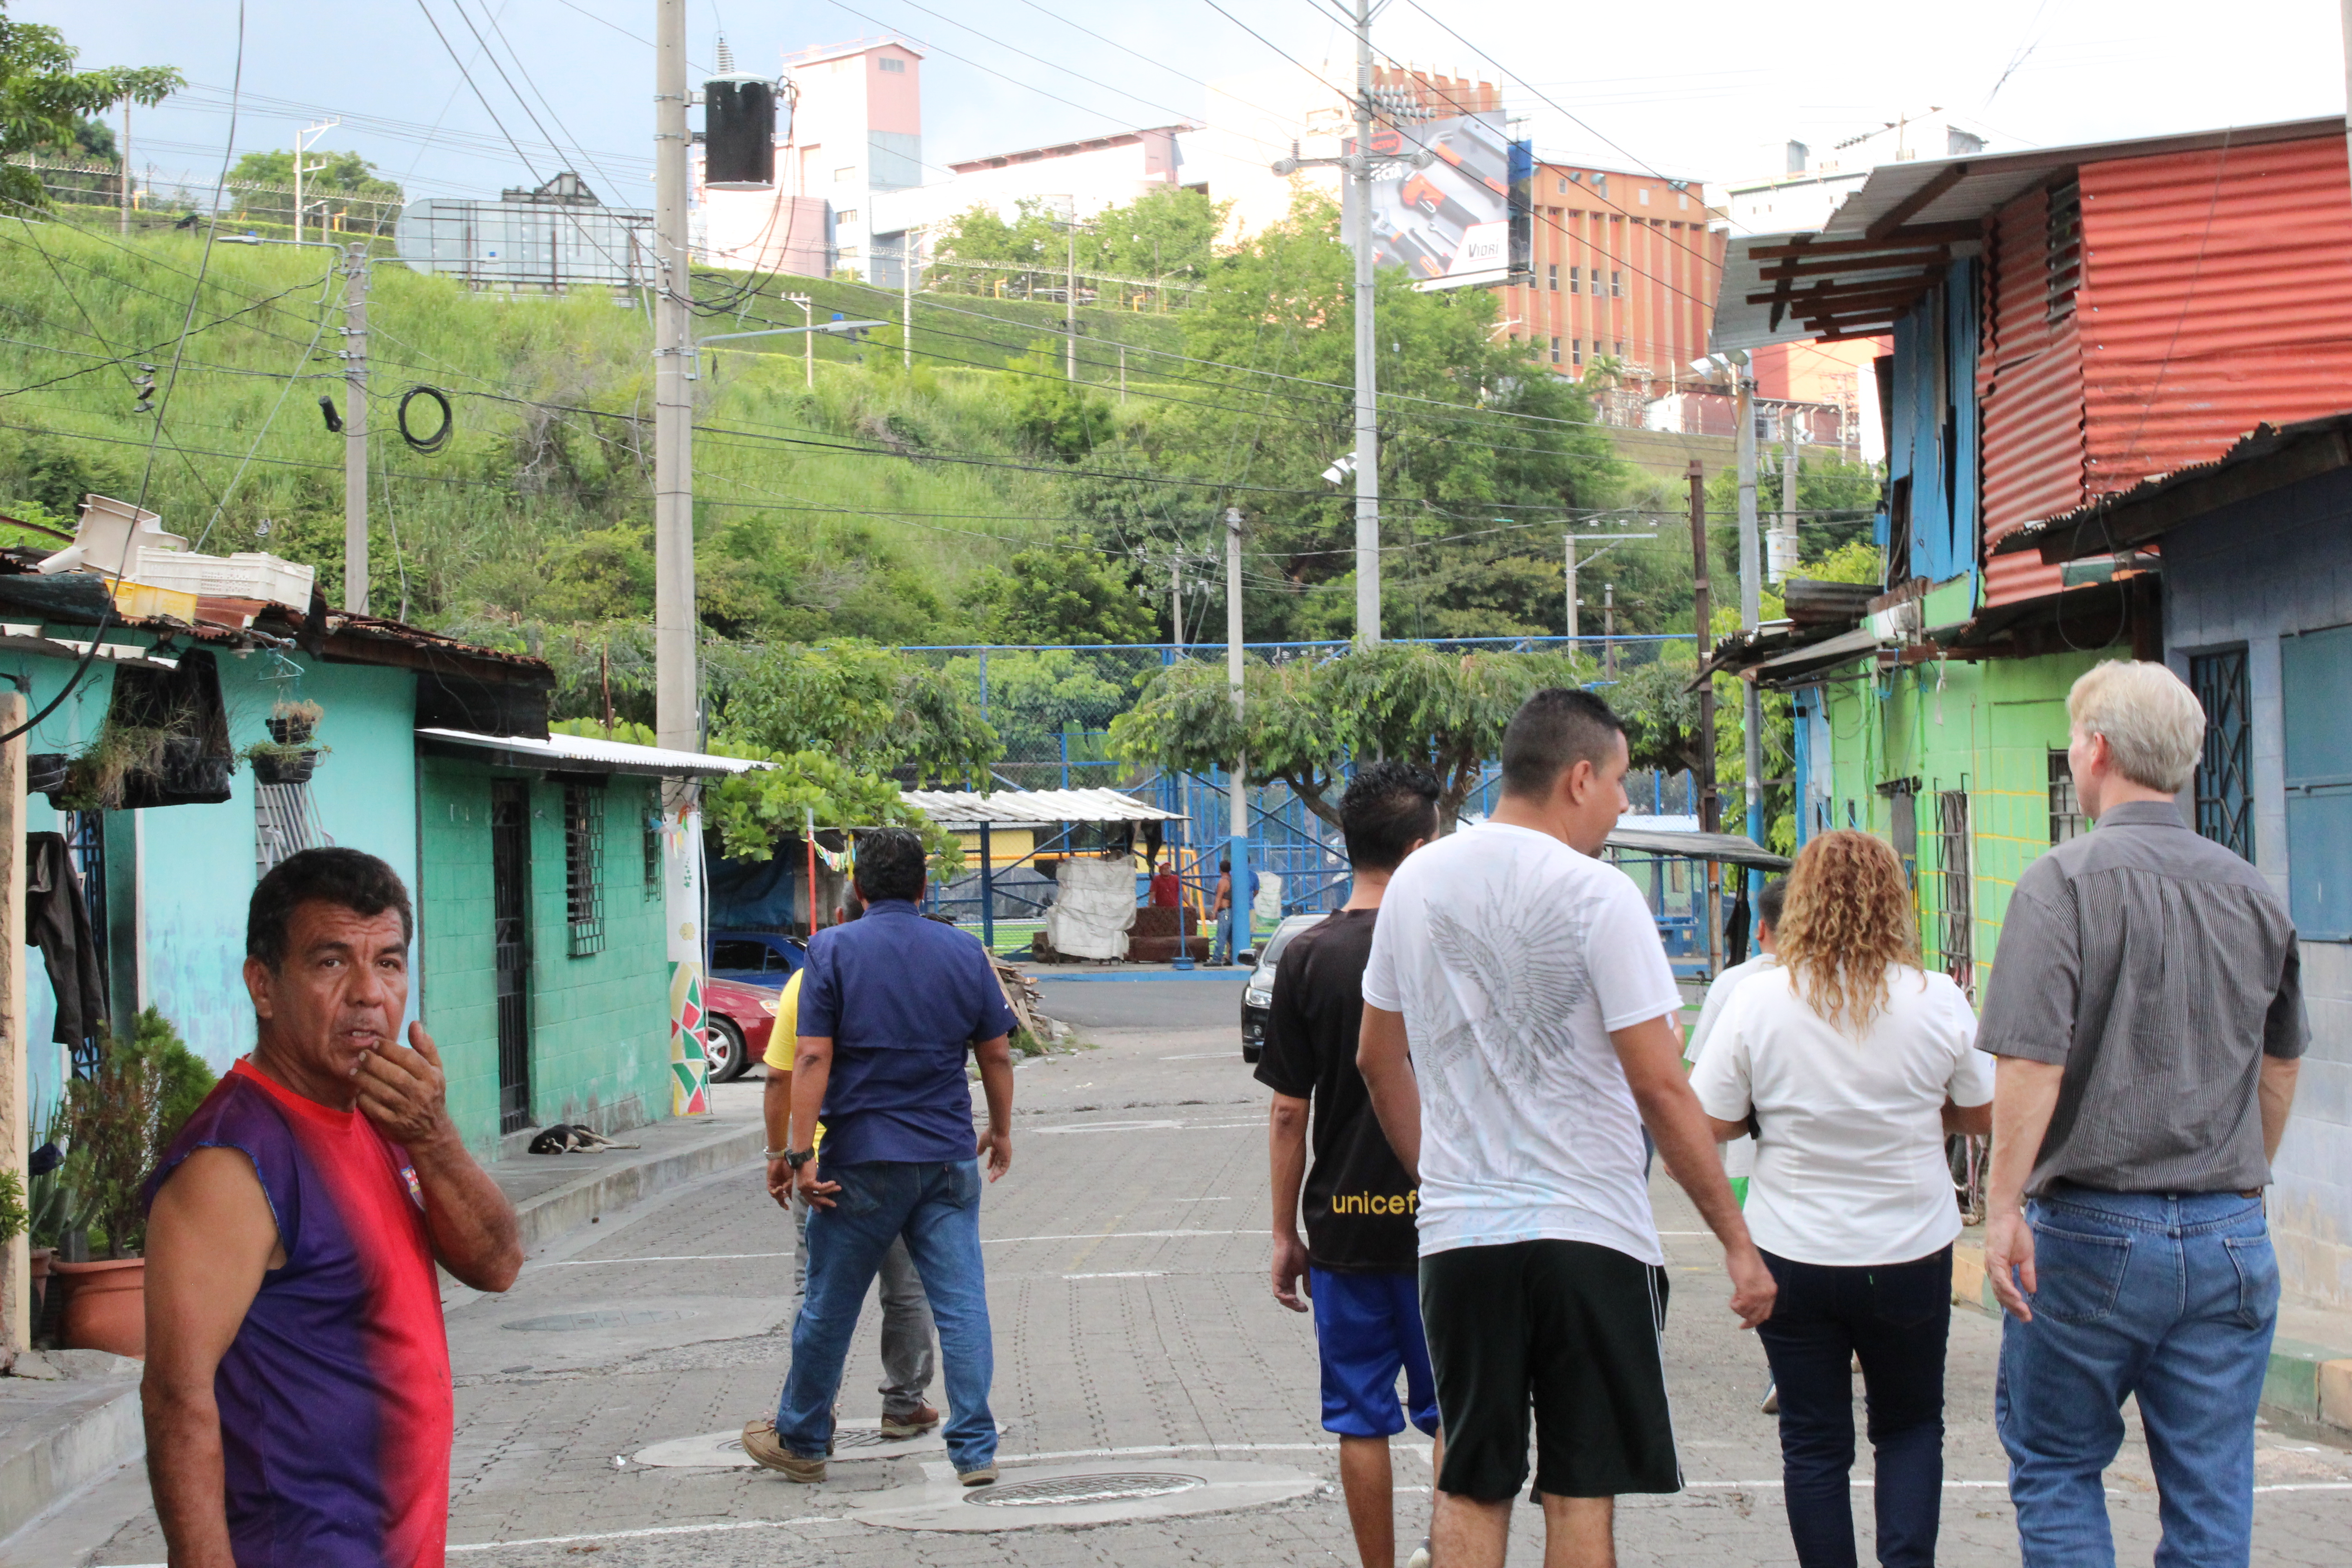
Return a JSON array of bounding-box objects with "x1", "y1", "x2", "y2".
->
[
  {"x1": 119, "y1": 98, "x2": 131, "y2": 235},
  {"x1": 294, "y1": 119, "x2": 338, "y2": 245},
  {"x1": 1171, "y1": 554, "x2": 1184, "y2": 651},
  {"x1": 652, "y1": 0, "x2": 696, "y2": 752},
  {"x1": 1563, "y1": 535, "x2": 1578, "y2": 641},
  {"x1": 1771, "y1": 406, "x2": 1800, "y2": 582},
  {"x1": 341, "y1": 245, "x2": 369, "y2": 614},
  {"x1": 901, "y1": 229, "x2": 919, "y2": 372},
  {"x1": 1064, "y1": 199, "x2": 1078, "y2": 380},
  {"x1": 1225, "y1": 506, "x2": 1250, "y2": 946},
  {"x1": 786, "y1": 292, "x2": 813, "y2": 388},
  {"x1": 1735, "y1": 358, "x2": 1765, "y2": 863},
  {"x1": 1688, "y1": 460, "x2": 1723, "y2": 976},
  {"x1": 1603, "y1": 583, "x2": 1616, "y2": 676},
  {"x1": 1350, "y1": 0, "x2": 1381, "y2": 647}
]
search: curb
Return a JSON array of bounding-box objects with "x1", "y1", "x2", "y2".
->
[
  {"x1": 510, "y1": 1116, "x2": 768, "y2": 1255},
  {"x1": 1951, "y1": 1241, "x2": 2352, "y2": 1435},
  {"x1": 0, "y1": 1382, "x2": 143, "y2": 1545}
]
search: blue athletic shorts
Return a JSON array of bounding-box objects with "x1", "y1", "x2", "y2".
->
[{"x1": 1310, "y1": 1267, "x2": 1440, "y2": 1439}]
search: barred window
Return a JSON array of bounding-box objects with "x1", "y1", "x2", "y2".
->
[
  {"x1": 2191, "y1": 646, "x2": 2254, "y2": 861},
  {"x1": 2047, "y1": 749, "x2": 2085, "y2": 845},
  {"x1": 564, "y1": 784, "x2": 606, "y2": 957},
  {"x1": 643, "y1": 806, "x2": 663, "y2": 899}
]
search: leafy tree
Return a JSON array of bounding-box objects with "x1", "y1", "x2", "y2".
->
[
  {"x1": 698, "y1": 739, "x2": 963, "y2": 872},
  {"x1": 964, "y1": 547, "x2": 1155, "y2": 646},
  {"x1": 704, "y1": 640, "x2": 998, "y2": 787},
  {"x1": 697, "y1": 514, "x2": 950, "y2": 644},
  {"x1": 1110, "y1": 644, "x2": 1590, "y2": 830},
  {"x1": 1004, "y1": 339, "x2": 1115, "y2": 461},
  {"x1": 228, "y1": 148, "x2": 403, "y2": 228},
  {"x1": 1706, "y1": 452, "x2": 1882, "y2": 567},
  {"x1": 0, "y1": 8, "x2": 179, "y2": 211},
  {"x1": 932, "y1": 185, "x2": 1225, "y2": 287}
]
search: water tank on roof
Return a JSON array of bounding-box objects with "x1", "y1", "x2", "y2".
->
[{"x1": 705, "y1": 69, "x2": 779, "y2": 191}]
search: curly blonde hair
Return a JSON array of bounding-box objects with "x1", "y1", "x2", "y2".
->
[{"x1": 1772, "y1": 829, "x2": 1920, "y2": 1034}]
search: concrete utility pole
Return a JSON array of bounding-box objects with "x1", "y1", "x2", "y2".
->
[
  {"x1": 1735, "y1": 359, "x2": 1765, "y2": 862},
  {"x1": 119, "y1": 98, "x2": 131, "y2": 235},
  {"x1": 786, "y1": 292, "x2": 813, "y2": 388},
  {"x1": 1563, "y1": 535, "x2": 1578, "y2": 641},
  {"x1": 1603, "y1": 583, "x2": 1616, "y2": 676},
  {"x1": 901, "y1": 228, "x2": 920, "y2": 372},
  {"x1": 341, "y1": 244, "x2": 369, "y2": 613},
  {"x1": 1688, "y1": 460, "x2": 1723, "y2": 975},
  {"x1": 652, "y1": 0, "x2": 697, "y2": 752},
  {"x1": 1171, "y1": 554, "x2": 1183, "y2": 650},
  {"x1": 1064, "y1": 200, "x2": 1078, "y2": 380},
  {"x1": 1225, "y1": 506, "x2": 1250, "y2": 937},
  {"x1": 1350, "y1": 0, "x2": 1381, "y2": 647},
  {"x1": 1770, "y1": 406, "x2": 1800, "y2": 583}
]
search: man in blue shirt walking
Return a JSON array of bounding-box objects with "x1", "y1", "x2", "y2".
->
[{"x1": 741, "y1": 827, "x2": 1019, "y2": 1487}]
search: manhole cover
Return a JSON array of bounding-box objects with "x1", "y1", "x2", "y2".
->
[
  {"x1": 503, "y1": 1308, "x2": 697, "y2": 1332},
  {"x1": 965, "y1": 1472, "x2": 1206, "y2": 1507}
]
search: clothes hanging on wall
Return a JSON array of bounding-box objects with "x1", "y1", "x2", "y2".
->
[{"x1": 25, "y1": 831, "x2": 108, "y2": 1053}]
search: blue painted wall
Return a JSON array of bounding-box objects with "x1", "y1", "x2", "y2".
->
[
  {"x1": 1882, "y1": 258, "x2": 1982, "y2": 595},
  {"x1": 2164, "y1": 463, "x2": 2352, "y2": 1308}
]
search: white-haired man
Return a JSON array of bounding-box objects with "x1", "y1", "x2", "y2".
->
[{"x1": 1979, "y1": 660, "x2": 2305, "y2": 1568}]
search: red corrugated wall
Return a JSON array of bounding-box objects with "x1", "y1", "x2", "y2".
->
[
  {"x1": 1979, "y1": 186, "x2": 2091, "y2": 605},
  {"x1": 2078, "y1": 134, "x2": 2352, "y2": 489}
]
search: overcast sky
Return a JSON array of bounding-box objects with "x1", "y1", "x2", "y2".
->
[{"x1": 35, "y1": 0, "x2": 2352, "y2": 207}]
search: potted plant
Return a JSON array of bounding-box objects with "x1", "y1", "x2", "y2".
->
[
  {"x1": 266, "y1": 698, "x2": 322, "y2": 747},
  {"x1": 242, "y1": 739, "x2": 323, "y2": 786},
  {"x1": 47, "y1": 1009, "x2": 216, "y2": 1357},
  {"x1": 24, "y1": 753, "x2": 68, "y2": 794}
]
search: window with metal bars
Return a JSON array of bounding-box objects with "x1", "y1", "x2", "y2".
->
[
  {"x1": 1936, "y1": 789, "x2": 1973, "y2": 995},
  {"x1": 564, "y1": 784, "x2": 605, "y2": 957},
  {"x1": 2190, "y1": 647, "x2": 2254, "y2": 861},
  {"x1": 643, "y1": 805, "x2": 663, "y2": 900},
  {"x1": 2048, "y1": 749, "x2": 2086, "y2": 845},
  {"x1": 2045, "y1": 177, "x2": 2082, "y2": 324}
]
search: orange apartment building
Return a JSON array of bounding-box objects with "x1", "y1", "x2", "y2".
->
[{"x1": 1502, "y1": 161, "x2": 1726, "y2": 389}]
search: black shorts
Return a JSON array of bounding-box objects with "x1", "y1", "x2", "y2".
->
[{"x1": 1419, "y1": 1239, "x2": 1679, "y2": 1500}]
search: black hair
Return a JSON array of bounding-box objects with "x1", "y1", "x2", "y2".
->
[
  {"x1": 1219, "y1": 858, "x2": 1230, "y2": 871},
  {"x1": 1757, "y1": 875, "x2": 1788, "y2": 932},
  {"x1": 1499, "y1": 687, "x2": 1626, "y2": 800},
  {"x1": 853, "y1": 827, "x2": 927, "y2": 904},
  {"x1": 1341, "y1": 760, "x2": 1441, "y2": 871},
  {"x1": 248, "y1": 847, "x2": 414, "y2": 970}
]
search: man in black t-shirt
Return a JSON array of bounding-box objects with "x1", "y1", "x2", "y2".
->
[{"x1": 1259, "y1": 762, "x2": 1443, "y2": 1568}]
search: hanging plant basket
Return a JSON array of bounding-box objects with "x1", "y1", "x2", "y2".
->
[
  {"x1": 161, "y1": 735, "x2": 231, "y2": 797},
  {"x1": 250, "y1": 748, "x2": 319, "y2": 787},
  {"x1": 267, "y1": 700, "x2": 323, "y2": 748},
  {"x1": 25, "y1": 753, "x2": 69, "y2": 794}
]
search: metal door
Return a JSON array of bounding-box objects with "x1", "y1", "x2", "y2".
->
[{"x1": 490, "y1": 781, "x2": 532, "y2": 1133}]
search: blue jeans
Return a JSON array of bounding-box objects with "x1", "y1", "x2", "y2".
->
[
  {"x1": 1996, "y1": 1186, "x2": 2280, "y2": 1568},
  {"x1": 775, "y1": 1159, "x2": 997, "y2": 1471},
  {"x1": 1213, "y1": 906, "x2": 1235, "y2": 964},
  {"x1": 1756, "y1": 1247, "x2": 1950, "y2": 1568}
]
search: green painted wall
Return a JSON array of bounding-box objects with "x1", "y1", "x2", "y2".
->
[
  {"x1": 1818, "y1": 650, "x2": 2105, "y2": 994},
  {"x1": 418, "y1": 755, "x2": 670, "y2": 1155}
]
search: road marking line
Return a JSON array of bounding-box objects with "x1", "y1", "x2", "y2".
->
[
  {"x1": 547, "y1": 1253, "x2": 794, "y2": 1266},
  {"x1": 985, "y1": 1229, "x2": 1269, "y2": 1244},
  {"x1": 1065, "y1": 1271, "x2": 1165, "y2": 1279},
  {"x1": 1034, "y1": 1119, "x2": 1183, "y2": 1135},
  {"x1": 1159, "y1": 1051, "x2": 1238, "y2": 1059}
]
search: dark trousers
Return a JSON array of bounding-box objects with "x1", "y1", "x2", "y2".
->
[{"x1": 1756, "y1": 1246, "x2": 1951, "y2": 1568}]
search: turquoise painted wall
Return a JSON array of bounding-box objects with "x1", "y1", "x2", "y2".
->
[
  {"x1": 418, "y1": 756, "x2": 670, "y2": 1156},
  {"x1": 1818, "y1": 648, "x2": 2104, "y2": 993}
]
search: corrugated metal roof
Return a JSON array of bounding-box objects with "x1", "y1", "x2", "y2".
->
[
  {"x1": 1605, "y1": 827, "x2": 1790, "y2": 872},
  {"x1": 899, "y1": 787, "x2": 1184, "y2": 826},
  {"x1": 416, "y1": 728, "x2": 766, "y2": 778},
  {"x1": 1710, "y1": 230, "x2": 1925, "y2": 353},
  {"x1": 1817, "y1": 117, "x2": 2341, "y2": 238}
]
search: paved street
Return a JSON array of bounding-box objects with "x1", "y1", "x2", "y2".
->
[{"x1": 46, "y1": 973, "x2": 2352, "y2": 1566}]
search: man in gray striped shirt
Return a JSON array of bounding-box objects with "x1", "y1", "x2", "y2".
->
[{"x1": 1978, "y1": 660, "x2": 2305, "y2": 1568}]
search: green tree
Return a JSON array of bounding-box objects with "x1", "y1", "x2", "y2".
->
[
  {"x1": 1004, "y1": 339, "x2": 1115, "y2": 461},
  {"x1": 228, "y1": 148, "x2": 403, "y2": 228},
  {"x1": 964, "y1": 547, "x2": 1155, "y2": 646},
  {"x1": 704, "y1": 640, "x2": 998, "y2": 787},
  {"x1": 699, "y1": 740, "x2": 963, "y2": 872},
  {"x1": 0, "y1": 8, "x2": 180, "y2": 211}
]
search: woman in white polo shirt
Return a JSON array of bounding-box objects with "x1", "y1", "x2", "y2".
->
[{"x1": 1690, "y1": 829, "x2": 1994, "y2": 1568}]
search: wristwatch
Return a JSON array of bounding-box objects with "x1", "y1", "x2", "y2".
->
[{"x1": 784, "y1": 1149, "x2": 817, "y2": 1170}]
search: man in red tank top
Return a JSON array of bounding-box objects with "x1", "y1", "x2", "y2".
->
[{"x1": 142, "y1": 849, "x2": 524, "y2": 1567}]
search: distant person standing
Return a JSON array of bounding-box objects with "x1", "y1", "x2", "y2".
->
[
  {"x1": 1211, "y1": 858, "x2": 1236, "y2": 965},
  {"x1": 741, "y1": 828, "x2": 1019, "y2": 1486},
  {"x1": 1261, "y1": 762, "x2": 1445, "y2": 1568},
  {"x1": 1358, "y1": 688, "x2": 1774, "y2": 1568},
  {"x1": 1691, "y1": 832, "x2": 1994, "y2": 1568},
  {"x1": 1685, "y1": 874, "x2": 1788, "y2": 1210},
  {"x1": 1979, "y1": 661, "x2": 2304, "y2": 1568}
]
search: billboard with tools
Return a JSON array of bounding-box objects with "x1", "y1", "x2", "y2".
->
[{"x1": 1344, "y1": 111, "x2": 1532, "y2": 291}]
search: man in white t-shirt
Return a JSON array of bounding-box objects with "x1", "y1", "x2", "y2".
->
[{"x1": 1358, "y1": 687, "x2": 1775, "y2": 1568}]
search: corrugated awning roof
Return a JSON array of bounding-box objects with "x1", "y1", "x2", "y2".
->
[
  {"x1": 900, "y1": 787, "x2": 1184, "y2": 827},
  {"x1": 1606, "y1": 826, "x2": 1789, "y2": 872},
  {"x1": 416, "y1": 728, "x2": 767, "y2": 779}
]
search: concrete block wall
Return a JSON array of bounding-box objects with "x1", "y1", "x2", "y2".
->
[
  {"x1": 418, "y1": 755, "x2": 503, "y2": 1155},
  {"x1": 2165, "y1": 467, "x2": 2352, "y2": 1307}
]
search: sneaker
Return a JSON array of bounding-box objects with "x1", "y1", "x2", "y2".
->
[
  {"x1": 1759, "y1": 1383, "x2": 1779, "y2": 1416},
  {"x1": 959, "y1": 1464, "x2": 1000, "y2": 1487},
  {"x1": 880, "y1": 1402, "x2": 941, "y2": 1439},
  {"x1": 740, "y1": 1419, "x2": 826, "y2": 1483},
  {"x1": 1406, "y1": 1537, "x2": 1432, "y2": 1568}
]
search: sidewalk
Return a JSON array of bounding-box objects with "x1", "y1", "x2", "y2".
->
[
  {"x1": 1954, "y1": 1231, "x2": 2352, "y2": 1436},
  {"x1": 0, "y1": 1097, "x2": 763, "y2": 1554}
]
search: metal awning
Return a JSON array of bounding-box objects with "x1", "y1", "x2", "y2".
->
[
  {"x1": 416, "y1": 727, "x2": 768, "y2": 779},
  {"x1": 1605, "y1": 826, "x2": 1790, "y2": 872},
  {"x1": 900, "y1": 787, "x2": 1183, "y2": 828}
]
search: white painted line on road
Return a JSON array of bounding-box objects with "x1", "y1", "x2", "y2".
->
[
  {"x1": 1034, "y1": 1119, "x2": 1183, "y2": 1134},
  {"x1": 986, "y1": 1229, "x2": 1270, "y2": 1244},
  {"x1": 1065, "y1": 1271, "x2": 1166, "y2": 1279},
  {"x1": 548, "y1": 1252, "x2": 794, "y2": 1266},
  {"x1": 1160, "y1": 1051, "x2": 1237, "y2": 1059}
]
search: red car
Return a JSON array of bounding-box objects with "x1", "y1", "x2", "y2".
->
[{"x1": 702, "y1": 975, "x2": 782, "y2": 1083}]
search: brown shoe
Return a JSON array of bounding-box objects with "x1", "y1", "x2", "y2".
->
[
  {"x1": 959, "y1": 1463, "x2": 999, "y2": 1487},
  {"x1": 740, "y1": 1419, "x2": 826, "y2": 1482},
  {"x1": 879, "y1": 1402, "x2": 940, "y2": 1439}
]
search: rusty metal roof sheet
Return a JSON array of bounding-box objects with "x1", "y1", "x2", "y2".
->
[{"x1": 900, "y1": 787, "x2": 1183, "y2": 827}]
